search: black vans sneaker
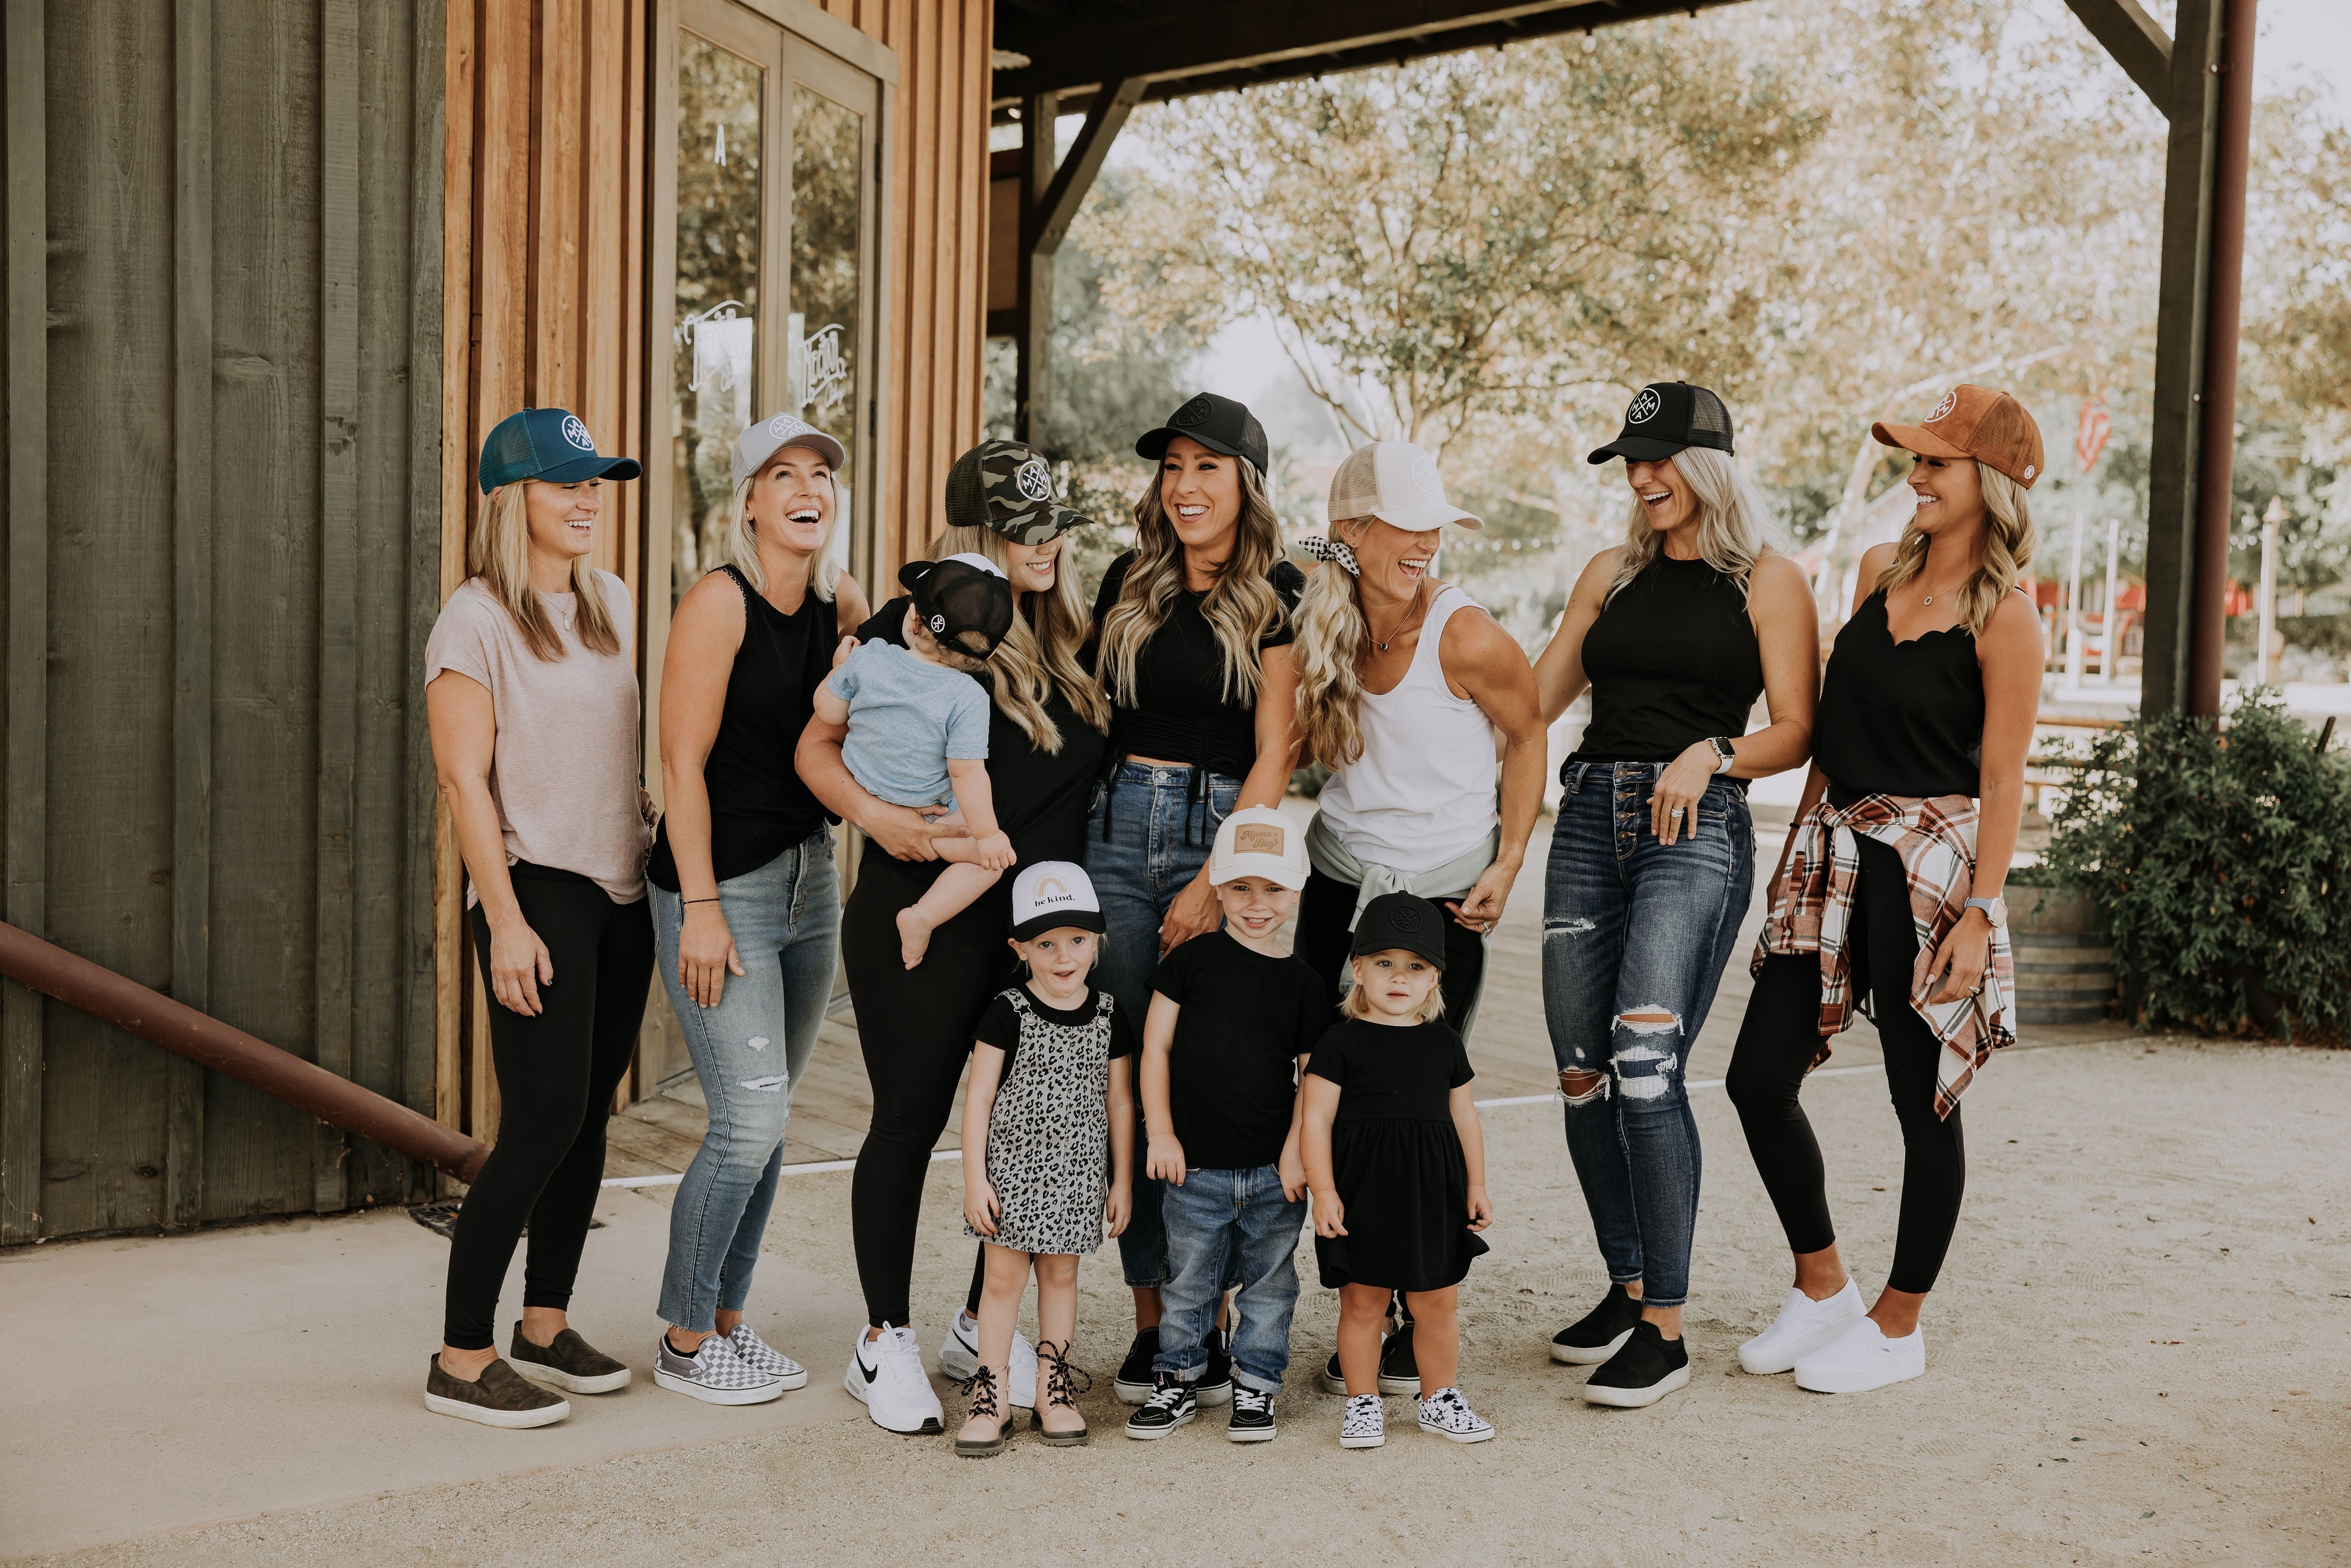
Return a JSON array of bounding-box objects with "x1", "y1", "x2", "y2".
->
[
  {"x1": 1377, "y1": 1320, "x2": 1420, "y2": 1396},
  {"x1": 1123, "y1": 1372, "x2": 1198, "y2": 1439},
  {"x1": 1551, "y1": 1282, "x2": 1644, "y2": 1366},
  {"x1": 1194, "y1": 1327, "x2": 1234, "y2": 1409},
  {"x1": 1582, "y1": 1319, "x2": 1691, "y2": 1408},
  {"x1": 1228, "y1": 1383, "x2": 1276, "y2": 1443},
  {"x1": 1113, "y1": 1328, "x2": 1160, "y2": 1404}
]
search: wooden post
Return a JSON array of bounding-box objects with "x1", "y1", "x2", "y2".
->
[{"x1": 1012, "y1": 91, "x2": 1057, "y2": 449}]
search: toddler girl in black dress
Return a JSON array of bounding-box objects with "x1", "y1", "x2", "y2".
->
[{"x1": 1300, "y1": 893, "x2": 1494, "y2": 1448}]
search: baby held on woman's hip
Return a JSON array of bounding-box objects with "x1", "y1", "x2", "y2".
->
[{"x1": 816, "y1": 553, "x2": 1019, "y2": 968}]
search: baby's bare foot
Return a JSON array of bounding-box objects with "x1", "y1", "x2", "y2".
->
[{"x1": 896, "y1": 906, "x2": 935, "y2": 969}]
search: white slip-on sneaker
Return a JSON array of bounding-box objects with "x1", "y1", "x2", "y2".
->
[
  {"x1": 1738, "y1": 1279, "x2": 1865, "y2": 1375},
  {"x1": 845, "y1": 1322, "x2": 946, "y2": 1434},
  {"x1": 1793, "y1": 1316, "x2": 1926, "y2": 1394},
  {"x1": 1339, "y1": 1392, "x2": 1386, "y2": 1450},
  {"x1": 938, "y1": 1307, "x2": 1038, "y2": 1409},
  {"x1": 726, "y1": 1323, "x2": 809, "y2": 1391},
  {"x1": 1415, "y1": 1386, "x2": 1495, "y2": 1445},
  {"x1": 652, "y1": 1331, "x2": 784, "y2": 1406}
]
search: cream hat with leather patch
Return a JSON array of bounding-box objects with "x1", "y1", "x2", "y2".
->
[{"x1": 1207, "y1": 807, "x2": 1310, "y2": 891}]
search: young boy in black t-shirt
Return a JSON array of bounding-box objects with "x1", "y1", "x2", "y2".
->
[{"x1": 1125, "y1": 808, "x2": 1326, "y2": 1445}]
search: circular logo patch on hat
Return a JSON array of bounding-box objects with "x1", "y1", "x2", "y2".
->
[
  {"x1": 929, "y1": 613, "x2": 947, "y2": 634},
  {"x1": 1626, "y1": 389, "x2": 1661, "y2": 424},
  {"x1": 561, "y1": 415, "x2": 594, "y2": 451},
  {"x1": 768, "y1": 413, "x2": 808, "y2": 441},
  {"x1": 1388, "y1": 903, "x2": 1423, "y2": 933},
  {"x1": 1169, "y1": 394, "x2": 1215, "y2": 428},
  {"x1": 1927, "y1": 390, "x2": 1959, "y2": 423},
  {"x1": 1409, "y1": 456, "x2": 1444, "y2": 497},
  {"x1": 1015, "y1": 457, "x2": 1053, "y2": 502},
  {"x1": 2023, "y1": 463, "x2": 2036, "y2": 480}
]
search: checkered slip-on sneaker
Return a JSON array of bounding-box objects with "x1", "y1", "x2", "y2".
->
[
  {"x1": 1416, "y1": 1386, "x2": 1495, "y2": 1444},
  {"x1": 1339, "y1": 1392, "x2": 1385, "y2": 1449},
  {"x1": 507, "y1": 1324, "x2": 632, "y2": 1394},
  {"x1": 726, "y1": 1324, "x2": 810, "y2": 1390},
  {"x1": 424, "y1": 1356, "x2": 570, "y2": 1429},
  {"x1": 652, "y1": 1331, "x2": 784, "y2": 1406}
]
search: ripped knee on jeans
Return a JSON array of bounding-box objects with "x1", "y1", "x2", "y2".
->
[{"x1": 1559, "y1": 1068, "x2": 1609, "y2": 1105}]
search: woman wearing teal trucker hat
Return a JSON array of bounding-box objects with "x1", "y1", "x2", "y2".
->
[{"x1": 421, "y1": 408, "x2": 652, "y2": 1428}]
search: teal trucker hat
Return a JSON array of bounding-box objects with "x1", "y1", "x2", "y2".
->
[{"x1": 477, "y1": 408, "x2": 643, "y2": 494}]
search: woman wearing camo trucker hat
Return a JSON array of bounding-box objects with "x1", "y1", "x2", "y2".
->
[
  {"x1": 644, "y1": 411, "x2": 871, "y2": 1409},
  {"x1": 421, "y1": 408, "x2": 650, "y2": 1428},
  {"x1": 798, "y1": 438, "x2": 1112, "y2": 1437}
]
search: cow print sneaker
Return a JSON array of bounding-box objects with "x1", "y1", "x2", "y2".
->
[
  {"x1": 1416, "y1": 1386, "x2": 1495, "y2": 1443},
  {"x1": 1339, "y1": 1392, "x2": 1385, "y2": 1449}
]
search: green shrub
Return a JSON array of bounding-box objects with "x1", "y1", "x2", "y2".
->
[{"x1": 2038, "y1": 694, "x2": 2351, "y2": 1037}]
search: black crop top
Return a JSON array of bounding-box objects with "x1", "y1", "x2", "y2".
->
[
  {"x1": 1571, "y1": 553, "x2": 1764, "y2": 767},
  {"x1": 1088, "y1": 552, "x2": 1304, "y2": 780},
  {"x1": 1812, "y1": 588, "x2": 1985, "y2": 800}
]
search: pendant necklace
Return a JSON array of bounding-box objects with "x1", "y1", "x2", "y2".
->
[{"x1": 1369, "y1": 582, "x2": 1427, "y2": 653}]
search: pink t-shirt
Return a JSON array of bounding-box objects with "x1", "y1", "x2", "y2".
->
[{"x1": 424, "y1": 571, "x2": 650, "y2": 903}]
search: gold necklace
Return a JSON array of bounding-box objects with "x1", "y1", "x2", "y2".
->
[
  {"x1": 1368, "y1": 582, "x2": 1427, "y2": 652},
  {"x1": 1921, "y1": 572, "x2": 1966, "y2": 608}
]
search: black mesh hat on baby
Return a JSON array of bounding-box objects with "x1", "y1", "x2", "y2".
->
[
  {"x1": 1350, "y1": 892, "x2": 1449, "y2": 971},
  {"x1": 1586, "y1": 382, "x2": 1736, "y2": 466},
  {"x1": 897, "y1": 552, "x2": 1015, "y2": 660}
]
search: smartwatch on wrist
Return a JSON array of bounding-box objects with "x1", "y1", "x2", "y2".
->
[
  {"x1": 1963, "y1": 896, "x2": 2007, "y2": 927},
  {"x1": 1708, "y1": 736, "x2": 1736, "y2": 775}
]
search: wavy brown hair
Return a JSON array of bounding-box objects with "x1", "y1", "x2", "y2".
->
[
  {"x1": 927, "y1": 524, "x2": 1110, "y2": 752},
  {"x1": 1875, "y1": 462, "x2": 2036, "y2": 635},
  {"x1": 1095, "y1": 458, "x2": 1287, "y2": 708},
  {"x1": 472, "y1": 480, "x2": 622, "y2": 661}
]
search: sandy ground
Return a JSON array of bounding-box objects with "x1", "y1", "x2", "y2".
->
[{"x1": 16, "y1": 1034, "x2": 2347, "y2": 1568}]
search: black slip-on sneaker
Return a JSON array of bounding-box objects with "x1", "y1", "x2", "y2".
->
[
  {"x1": 508, "y1": 1323, "x2": 632, "y2": 1394},
  {"x1": 1123, "y1": 1372, "x2": 1198, "y2": 1439},
  {"x1": 1113, "y1": 1327, "x2": 1160, "y2": 1404},
  {"x1": 1377, "y1": 1320, "x2": 1420, "y2": 1396},
  {"x1": 1582, "y1": 1319, "x2": 1691, "y2": 1408},
  {"x1": 425, "y1": 1354, "x2": 570, "y2": 1428},
  {"x1": 1552, "y1": 1282, "x2": 1645, "y2": 1366}
]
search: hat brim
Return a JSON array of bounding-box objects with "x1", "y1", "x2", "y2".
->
[
  {"x1": 1134, "y1": 426, "x2": 1268, "y2": 473},
  {"x1": 1870, "y1": 421, "x2": 1972, "y2": 461},
  {"x1": 534, "y1": 454, "x2": 643, "y2": 484},
  {"x1": 743, "y1": 430, "x2": 848, "y2": 477},
  {"x1": 1208, "y1": 857, "x2": 1310, "y2": 891},
  {"x1": 1010, "y1": 908, "x2": 1106, "y2": 943},
  {"x1": 1585, "y1": 436, "x2": 1689, "y2": 466},
  {"x1": 1369, "y1": 500, "x2": 1482, "y2": 532},
  {"x1": 1349, "y1": 936, "x2": 1448, "y2": 972},
  {"x1": 993, "y1": 501, "x2": 1096, "y2": 543}
]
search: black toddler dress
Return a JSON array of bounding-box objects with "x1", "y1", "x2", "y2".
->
[{"x1": 1307, "y1": 1018, "x2": 1488, "y2": 1292}]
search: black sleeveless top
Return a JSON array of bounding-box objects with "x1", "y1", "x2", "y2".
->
[
  {"x1": 1088, "y1": 552, "x2": 1305, "y2": 779},
  {"x1": 1813, "y1": 588, "x2": 1984, "y2": 801},
  {"x1": 1571, "y1": 553, "x2": 1763, "y2": 767},
  {"x1": 647, "y1": 566, "x2": 837, "y2": 890}
]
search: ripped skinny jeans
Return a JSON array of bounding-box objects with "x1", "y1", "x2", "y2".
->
[
  {"x1": 1541, "y1": 762, "x2": 1753, "y2": 1309},
  {"x1": 652, "y1": 830, "x2": 840, "y2": 1332}
]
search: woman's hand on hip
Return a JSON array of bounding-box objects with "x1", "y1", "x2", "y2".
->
[
  {"x1": 1650, "y1": 742, "x2": 1718, "y2": 846},
  {"x1": 1925, "y1": 909, "x2": 1993, "y2": 1006},
  {"x1": 678, "y1": 903, "x2": 746, "y2": 1009},
  {"x1": 861, "y1": 801, "x2": 943, "y2": 862},
  {"x1": 1445, "y1": 860, "x2": 1518, "y2": 935},
  {"x1": 1158, "y1": 867, "x2": 1222, "y2": 956},
  {"x1": 488, "y1": 917, "x2": 555, "y2": 1016}
]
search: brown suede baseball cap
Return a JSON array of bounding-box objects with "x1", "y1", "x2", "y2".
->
[{"x1": 1872, "y1": 385, "x2": 2045, "y2": 489}]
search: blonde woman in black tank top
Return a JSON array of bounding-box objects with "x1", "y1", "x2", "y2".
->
[{"x1": 1727, "y1": 386, "x2": 2045, "y2": 1396}]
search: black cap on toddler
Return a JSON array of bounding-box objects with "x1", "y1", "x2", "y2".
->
[
  {"x1": 1351, "y1": 892, "x2": 1448, "y2": 971},
  {"x1": 898, "y1": 552, "x2": 1014, "y2": 659}
]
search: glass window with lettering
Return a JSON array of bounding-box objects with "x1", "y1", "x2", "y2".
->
[{"x1": 788, "y1": 84, "x2": 862, "y2": 518}]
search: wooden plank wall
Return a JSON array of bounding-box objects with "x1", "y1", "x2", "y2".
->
[{"x1": 1, "y1": 0, "x2": 446, "y2": 1241}]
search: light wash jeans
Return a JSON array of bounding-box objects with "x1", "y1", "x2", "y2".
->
[
  {"x1": 1153, "y1": 1163, "x2": 1305, "y2": 1392},
  {"x1": 653, "y1": 829, "x2": 840, "y2": 1331},
  {"x1": 1084, "y1": 761, "x2": 1241, "y2": 1288},
  {"x1": 1541, "y1": 762, "x2": 1753, "y2": 1309}
]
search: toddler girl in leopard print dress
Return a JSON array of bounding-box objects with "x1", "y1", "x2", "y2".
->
[{"x1": 955, "y1": 861, "x2": 1135, "y2": 1455}]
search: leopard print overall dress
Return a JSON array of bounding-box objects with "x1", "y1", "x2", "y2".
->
[{"x1": 965, "y1": 987, "x2": 1113, "y2": 1256}]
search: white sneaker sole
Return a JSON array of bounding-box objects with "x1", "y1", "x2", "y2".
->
[
  {"x1": 654, "y1": 1366, "x2": 783, "y2": 1405},
  {"x1": 1339, "y1": 1430, "x2": 1386, "y2": 1449},
  {"x1": 1795, "y1": 1356, "x2": 1924, "y2": 1394},
  {"x1": 1115, "y1": 1374, "x2": 1155, "y2": 1403},
  {"x1": 1123, "y1": 1409, "x2": 1196, "y2": 1440},
  {"x1": 1582, "y1": 1362, "x2": 1691, "y2": 1408},
  {"x1": 425, "y1": 1390, "x2": 569, "y2": 1428},
  {"x1": 1228, "y1": 1418, "x2": 1277, "y2": 1443},
  {"x1": 1738, "y1": 1313, "x2": 1861, "y2": 1376},
  {"x1": 1418, "y1": 1419, "x2": 1495, "y2": 1444},
  {"x1": 1550, "y1": 1327, "x2": 1633, "y2": 1366},
  {"x1": 843, "y1": 1362, "x2": 944, "y2": 1433},
  {"x1": 511, "y1": 1359, "x2": 632, "y2": 1395},
  {"x1": 754, "y1": 1364, "x2": 810, "y2": 1391}
]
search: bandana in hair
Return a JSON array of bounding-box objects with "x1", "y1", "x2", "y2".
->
[{"x1": 1299, "y1": 533, "x2": 1360, "y2": 577}]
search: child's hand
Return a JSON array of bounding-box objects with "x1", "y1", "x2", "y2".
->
[
  {"x1": 964, "y1": 1176, "x2": 1001, "y2": 1237},
  {"x1": 831, "y1": 635, "x2": 857, "y2": 671},
  {"x1": 1104, "y1": 1181, "x2": 1131, "y2": 1238},
  {"x1": 1277, "y1": 1145, "x2": 1307, "y2": 1204},
  {"x1": 970, "y1": 830, "x2": 1015, "y2": 871},
  {"x1": 1145, "y1": 1134, "x2": 1187, "y2": 1187},
  {"x1": 1466, "y1": 1185, "x2": 1493, "y2": 1232},
  {"x1": 1311, "y1": 1188, "x2": 1346, "y2": 1238}
]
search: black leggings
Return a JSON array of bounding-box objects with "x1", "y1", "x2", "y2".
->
[
  {"x1": 1294, "y1": 869, "x2": 1490, "y2": 1035},
  {"x1": 844, "y1": 854, "x2": 1011, "y2": 1330},
  {"x1": 445, "y1": 866, "x2": 653, "y2": 1349},
  {"x1": 1727, "y1": 835, "x2": 1966, "y2": 1295}
]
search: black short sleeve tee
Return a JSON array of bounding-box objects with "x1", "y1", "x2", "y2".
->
[
  {"x1": 1305, "y1": 1019, "x2": 1473, "y2": 1122},
  {"x1": 1147, "y1": 930, "x2": 1328, "y2": 1169},
  {"x1": 1089, "y1": 552, "x2": 1305, "y2": 779},
  {"x1": 971, "y1": 985, "x2": 1134, "y2": 1076}
]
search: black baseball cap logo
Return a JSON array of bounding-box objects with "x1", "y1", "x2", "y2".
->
[
  {"x1": 1626, "y1": 389, "x2": 1661, "y2": 424},
  {"x1": 1170, "y1": 394, "x2": 1215, "y2": 428},
  {"x1": 1388, "y1": 903, "x2": 1423, "y2": 933}
]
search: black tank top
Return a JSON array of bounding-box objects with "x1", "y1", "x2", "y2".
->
[
  {"x1": 1813, "y1": 588, "x2": 1985, "y2": 801},
  {"x1": 1571, "y1": 553, "x2": 1763, "y2": 766},
  {"x1": 647, "y1": 566, "x2": 836, "y2": 889}
]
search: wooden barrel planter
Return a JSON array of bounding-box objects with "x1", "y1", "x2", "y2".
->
[{"x1": 2007, "y1": 885, "x2": 2117, "y2": 1026}]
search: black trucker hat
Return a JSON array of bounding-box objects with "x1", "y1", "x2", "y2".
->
[
  {"x1": 1586, "y1": 381, "x2": 1736, "y2": 466},
  {"x1": 1351, "y1": 892, "x2": 1449, "y2": 971},
  {"x1": 1134, "y1": 392, "x2": 1270, "y2": 475},
  {"x1": 899, "y1": 552, "x2": 1016, "y2": 660}
]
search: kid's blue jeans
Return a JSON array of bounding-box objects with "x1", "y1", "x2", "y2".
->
[{"x1": 1153, "y1": 1163, "x2": 1305, "y2": 1393}]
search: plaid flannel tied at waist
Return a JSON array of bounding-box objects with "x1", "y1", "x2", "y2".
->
[{"x1": 1752, "y1": 792, "x2": 2014, "y2": 1120}]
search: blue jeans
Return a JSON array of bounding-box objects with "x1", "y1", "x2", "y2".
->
[
  {"x1": 652, "y1": 830, "x2": 841, "y2": 1331},
  {"x1": 1085, "y1": 761, "x2": 1242, "y2": 1288},
  {"x1": 1542, "y1": 763, "x2": 1752, "y2": 1309},
  {"x1": 1154, "y1": 1164, "x2": 1305, "y2": 1392}
]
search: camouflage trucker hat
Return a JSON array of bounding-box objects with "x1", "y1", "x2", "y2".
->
[{"x1": 942, "y1": 439, "x2": 1096, "y2": 545}]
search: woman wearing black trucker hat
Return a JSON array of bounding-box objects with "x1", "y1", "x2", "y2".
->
[
  {"x1": 421, "y1": 408, "x2": 652, "y2": 1428},
  {"x1": 1531, "y1": 381, "x2": 1819, "y2": 1409},
  {"x1": 798, "y1": 438, "x2": 1110, "y2": 1437}
]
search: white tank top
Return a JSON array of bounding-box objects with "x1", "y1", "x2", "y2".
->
[{"x1": 1315, "y1": 584, "x2": 1500, "y2": 875}]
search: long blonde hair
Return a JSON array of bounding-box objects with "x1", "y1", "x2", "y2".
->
[
  {"x1": 472, "y1": 481, "x2": 622, "y2": 661},
  {"x1": 726, "y1": 463, "x2": 840, "y2": 603},
  {"x1": 1095, "y1": 459, "x2": 1287, "y2": 707},
  {"x1": 1290, "y1": 534, "x2": 1373, "y2": 769},
  {"x1": 1603, "y1": 447, "x2": 1771, "y2": 605},
  {"x1": 927, "y1": 525, "x2": 1110, "y2": 752},
  {"x1": 1876, "y1": 462, "x2": 2036, "y2": 635}
]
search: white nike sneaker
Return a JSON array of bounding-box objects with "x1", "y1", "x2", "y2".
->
[
  {"x1": 1793, "y1": 1316, "x2": 1926, "y2": 1394},
  {"x1": 937, "y1": 1307, "x2": 1038, "y2": 1409},
  {"x1": 1738, "y1": 1279, "x2": 1865, "y2": 1375},
  {"x1": 845, "y1": 1322, "x2": 945, "y2": 1434}
]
